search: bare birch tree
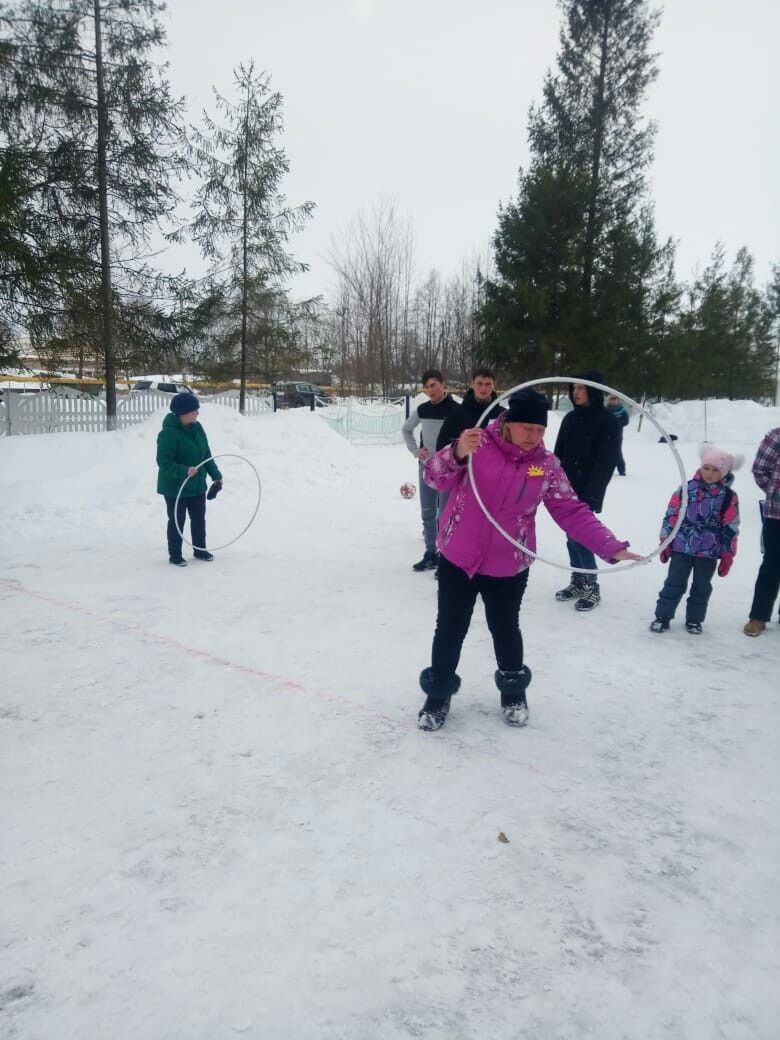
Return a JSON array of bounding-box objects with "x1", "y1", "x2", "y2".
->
[{"x1": 328, "y1": 200, "x2": 416, "y2": 393}]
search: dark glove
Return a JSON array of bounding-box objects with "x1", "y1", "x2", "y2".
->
[
  {"x1": 659, "y1": 546, "x2": 671, "y2": 564},
  {"x1": 207, "y1": 480, "x2": 222, "y2": 500},
  {"x1": 717, "y1": 555, "x2": 733, "y2": 577}
]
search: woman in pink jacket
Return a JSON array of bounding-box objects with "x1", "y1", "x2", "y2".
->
[{"x1": 417, "y1": 390, "x2": 640, "y2": 731}]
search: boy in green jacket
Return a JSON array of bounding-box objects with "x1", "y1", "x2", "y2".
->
[{"x1": 156, "y1": 393, "x2": 222, "y2": 566}]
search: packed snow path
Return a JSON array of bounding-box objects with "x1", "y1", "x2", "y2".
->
[{"x1": 2, "y1": 402, "x2": 778, "y2": 1038}]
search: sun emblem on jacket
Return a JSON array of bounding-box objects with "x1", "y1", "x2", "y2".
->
[{"x1": 527, "y1": 465, "x2": 544, "y2": 477}]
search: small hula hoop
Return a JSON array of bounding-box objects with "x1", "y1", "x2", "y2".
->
[
  {"x1": 466, "y1": 376, "x2": 687, "y2": 575},
  {"x1": 174, "y1": 453, "x2": 262, "y2": 553}
]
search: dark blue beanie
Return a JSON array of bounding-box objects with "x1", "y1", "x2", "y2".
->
[
  {"x1": 170, "y1": 392, "x2": 200, "y2": 416},
  {"x1": 506, "y1": 390, "x2": 548, "y2": 427}
]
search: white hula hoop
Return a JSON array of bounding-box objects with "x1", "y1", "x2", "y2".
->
[
  {"x1": 174, "y1": 453, "x2": 262, "y2": 553},
  {"x1": 466, "y1": 376, "x2": 687, "y2": 575}
]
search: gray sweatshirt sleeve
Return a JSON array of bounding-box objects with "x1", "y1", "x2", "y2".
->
[{"x1": 402, "y1": 408, "x2": 421, "y2": 455}]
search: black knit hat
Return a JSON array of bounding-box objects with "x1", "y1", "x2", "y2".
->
[
  {"x1": 170, "y1": 392, "x2": 200, "y2": 416},
  {"x1": 506, "y1": 390, "x2": 548, "y2": 427}
]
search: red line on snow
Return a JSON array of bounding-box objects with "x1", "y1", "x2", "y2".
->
[
  {"x1": 1, "y1": 577, "x2": 410, "y2": 721},
  {"x1": 1, "y1": 577, "x2": 545, "y2": 774},
  {"x1": 2, "y1": 577, "x2": 342, "y2": 699}
]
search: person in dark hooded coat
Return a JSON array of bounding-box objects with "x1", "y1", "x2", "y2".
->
[{"x1": 552, "y1": 370, "x2": 621, "y2": 611}]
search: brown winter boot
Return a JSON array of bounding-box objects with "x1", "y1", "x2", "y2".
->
[{"x1": 743, "y1": 619, "x2": 766, "y2": 637}]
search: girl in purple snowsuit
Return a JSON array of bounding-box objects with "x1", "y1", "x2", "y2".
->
[
  {"x1": 417, "y1": 391, "x2": 640, "y2": 731},
  {"x1": 649, "y1": 445, "x2": 741, "y2": 635}
]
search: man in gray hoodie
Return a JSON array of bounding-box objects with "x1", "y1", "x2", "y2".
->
[{"x1": 402, "y1": 369, "x2": 460, "y2": 571}]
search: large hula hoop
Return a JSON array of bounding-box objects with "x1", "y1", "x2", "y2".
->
[
  {"x1": 467, "y1": 377, "x2": 687, "y2": 575},
  {"x1": 174, "y1": 453, "x2": 262, "y2": 553}
]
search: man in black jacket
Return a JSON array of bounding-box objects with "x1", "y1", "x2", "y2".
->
[
  {"x1": 553, "y1": 370, "x2": 620, "y2": 611},
  {"x1": 435, "y1": 367, "x2": 506, "y2": 452}
]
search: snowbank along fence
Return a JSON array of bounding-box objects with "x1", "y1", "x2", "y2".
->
[
  {"x1": 0, "y1": 387, "x2": 407, "y2": 443},
  {"x1": 0, "y1": 389, "x2": 273, "y2": 436}
]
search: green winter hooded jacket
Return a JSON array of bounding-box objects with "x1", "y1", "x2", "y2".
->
[{"x1": 156, "y1": 413, "x2": 222, "y2": 497}]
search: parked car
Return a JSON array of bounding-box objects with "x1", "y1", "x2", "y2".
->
[
  {"x1": 131, "y1": 379, "x2": 192, "y2": 395},
  {"x1": 274, "y1": 381, "x2": 330, "y2": 408}
]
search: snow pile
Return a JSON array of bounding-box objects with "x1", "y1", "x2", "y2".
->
[
  {"x1": 646, "y1": 398, "x2": 777, "y2": 451},
  {"x1": 1, "y1": 402, "x2": 360, "y2": 534}
]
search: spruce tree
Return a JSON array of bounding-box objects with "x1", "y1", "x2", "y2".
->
[
  {"x1": 188, "y1": 63, "x2": 314, "y2": 412},
  {"x1": 481, "y1": 0, "x2": 676, "y2": 391},
  {"x1": 767, "y1": 265, "x2": 780, "y2": 405},
  {"x1": 0, "y1": 0, "x2": 187, "y2": 426},
  {"x1": 675, "y1": 246, "x2": 777, "y2": 402}
]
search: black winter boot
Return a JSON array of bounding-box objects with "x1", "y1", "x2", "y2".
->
[
  {"x1": 574, "y1": 578, "x2": 601, "y2": 612},
  {"x1": 417, "y1": 668, "x2": 461, "y2": 731},
  {"x1": 649, "y1": 617, "x2": 670, "y2": 632},
  {"x1": 495, "y1": 666, "x2": 532, "y2": 727},
  {"x1": 413, "y1": 549, "x2": 439, "y2": 572},
  {"x1": 555, "y1": 575, "x2": 583, "y2": 601}
]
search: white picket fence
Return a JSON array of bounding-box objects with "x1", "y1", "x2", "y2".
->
[
  {"x1": 0, "y1": 389, "x2": 408, "y2": 442},
  {"x1": 0, "y1": 390, "x2": 273, "y2": 436}
]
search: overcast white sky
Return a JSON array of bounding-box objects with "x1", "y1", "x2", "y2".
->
[{"x1": 162, "y1": 0, "x2": 780, "y2": 301}]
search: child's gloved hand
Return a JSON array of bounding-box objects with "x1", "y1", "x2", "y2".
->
[
  {"x1": 717, "y1": 556, "x2": 732, "y2": 577},
  {"x1": 207, "y1": 480, "x2": 222, "y2": 500},
  {"x1": 659, "y1": 546, "x2": 671, "y2": 564}
]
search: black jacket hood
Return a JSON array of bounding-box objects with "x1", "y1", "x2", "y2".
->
[{"x1": 569, "y1": 370, "x2": 606, "y2": 409}]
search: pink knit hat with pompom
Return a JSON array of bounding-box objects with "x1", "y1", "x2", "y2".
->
[{"x1": 699, "y1": 444, "x2": 743, "y2": 477}]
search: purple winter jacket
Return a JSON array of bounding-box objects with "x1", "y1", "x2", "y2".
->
[{"x1": 423, "y1": 421, "x2": 629, "y2": 579}]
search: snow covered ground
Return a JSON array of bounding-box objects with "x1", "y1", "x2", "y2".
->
[{"x1": 1, "y1": 399, "x2": 778, "y2": 1039}]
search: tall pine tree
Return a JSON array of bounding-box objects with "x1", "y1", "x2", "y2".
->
[
  {"x1": 0, "y1": 0, "x2": 186, "y2": 425},
  {"x1": 671, "y1": 246, "x2": 777, "y2": 402},
  {"x1": 188, "y1": 63, "x2": 314, "y2": 412},
  {"x1": 481, "y1": 0, "x2": 676, "y2": 392}
]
